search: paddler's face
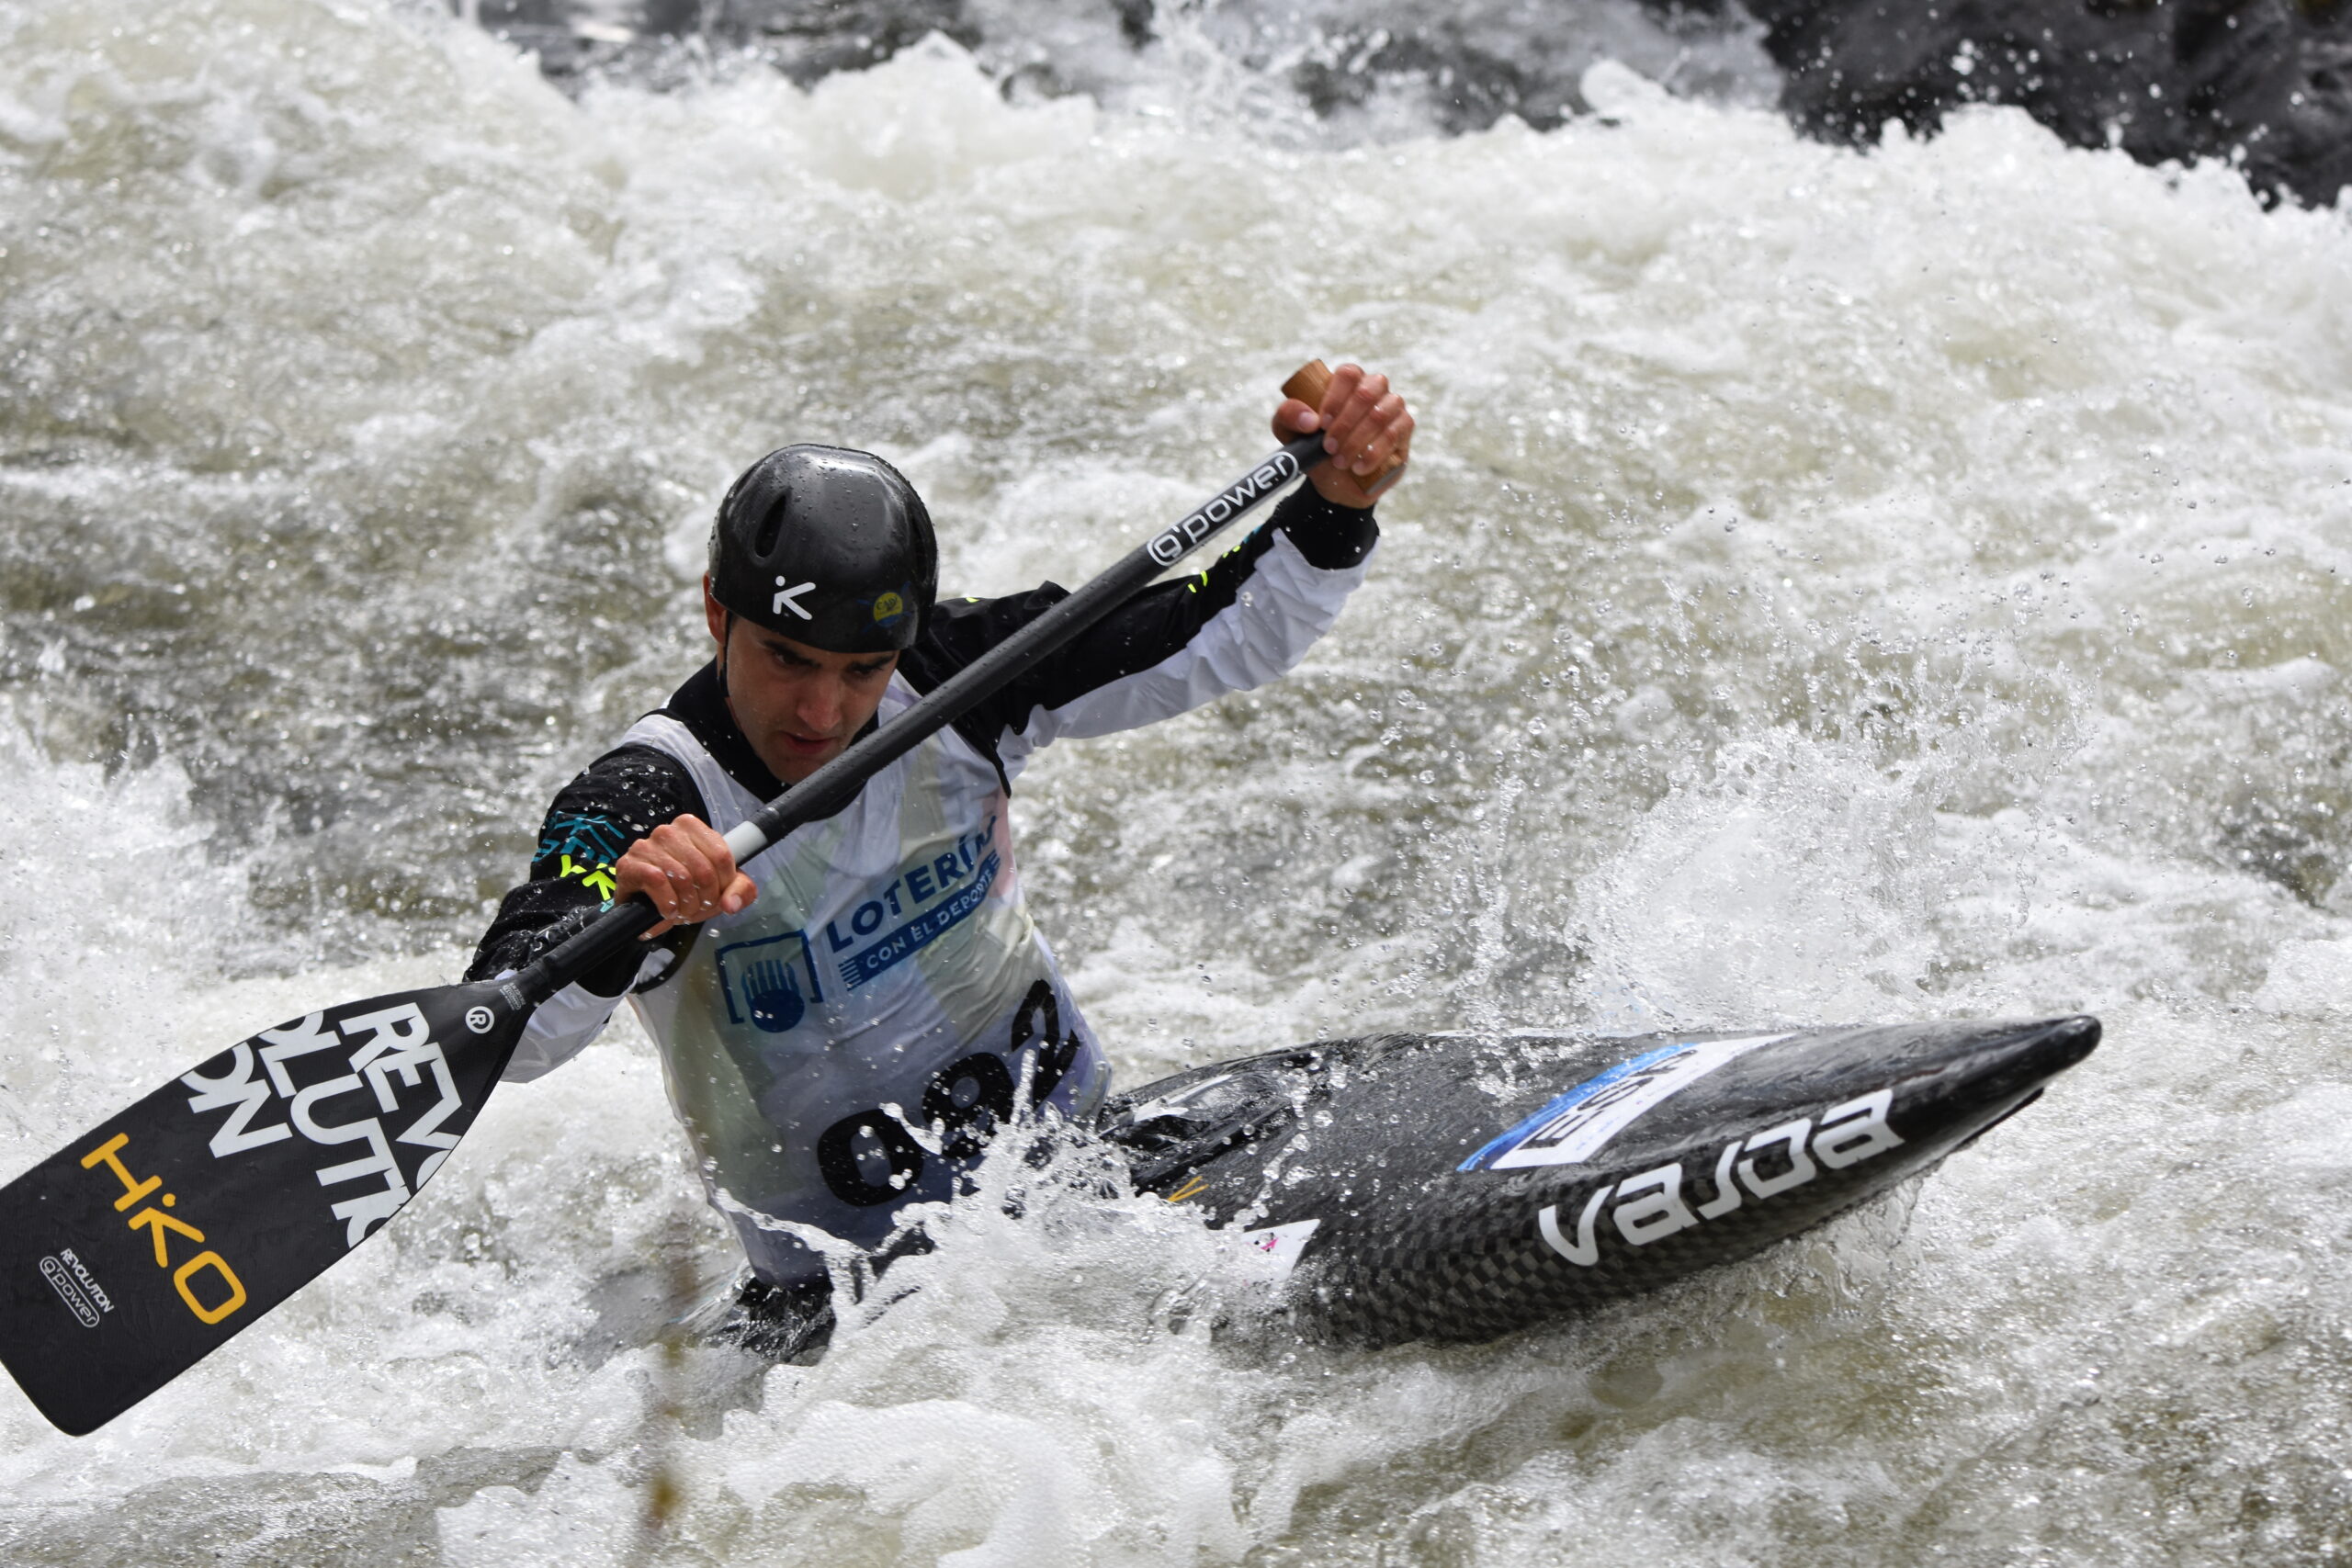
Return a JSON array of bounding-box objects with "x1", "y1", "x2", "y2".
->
[{"x1": 706, "y1": 581, "x2": 899, "y2": 784}]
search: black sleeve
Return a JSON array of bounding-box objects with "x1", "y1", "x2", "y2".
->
[
  {"x1": 899, "y1": 480, "x2": 1376, "y2": 749},
  {"x1": 1261, "y1": 478, "x2": 1380, "y2": 570},
  {"x1": 465, "y1": 745, "x2": 709, "y2": 996}
]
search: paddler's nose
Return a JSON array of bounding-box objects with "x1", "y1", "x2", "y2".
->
[{"x1": 797, "y1": 671, "x2": 848, "y2": 737}]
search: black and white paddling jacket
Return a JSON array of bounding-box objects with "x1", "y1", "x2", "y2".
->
[{"x1": 469, "y1": 483, "x2": 1377, "y2": 1285}]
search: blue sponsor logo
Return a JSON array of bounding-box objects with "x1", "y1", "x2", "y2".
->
[
  {"x1": 715, "y1": 930, "x2": 824, "y2": 1034},
  {"x1": 823, "y1": 821, "x2": 996, "y2": 950},
  {"x1": 1460, "y1": 1046, "x2": 1690, "y2": 1171},
  {"x1": 836, "y1": 852, "x2": 1000, "y2": 990},
  {"x1": 1458, "y1": 1034, "x2": 1787, "y2": 1172}
]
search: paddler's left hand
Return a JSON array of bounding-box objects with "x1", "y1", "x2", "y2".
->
[
  {"x1": 1273, "y1": 363, "x2": 1414, "y2": 509},
  {"x1": 612, "y1": 814, "x2": 758, "y2": 939}
]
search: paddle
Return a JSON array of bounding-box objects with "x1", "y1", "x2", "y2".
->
[{"x1": 0, "y1": 364, "x2": 1374, "y2": 1437}]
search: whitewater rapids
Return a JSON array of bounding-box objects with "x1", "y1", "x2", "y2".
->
[{"x1": 1, "y1": 1, "x2": 2348, "y2": 1562}]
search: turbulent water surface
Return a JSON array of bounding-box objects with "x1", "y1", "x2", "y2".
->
[{"x1": 5, "y1": 1, "x2": 2352, "y2": 1562}]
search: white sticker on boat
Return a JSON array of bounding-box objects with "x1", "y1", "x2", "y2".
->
[
  {"x1": 1121, "y1": 1072, "x2": 1238, "y2": 1125},
  {"x1": 1236, "y1": 1217, "x2": 1321, "y2": 1280},
  {"x1": 1460, "y1": 1034, "x2": 1791, "y2": 1171}
]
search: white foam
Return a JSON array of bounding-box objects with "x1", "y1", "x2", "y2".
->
[{"x1": 6, "y1": 2, "x2": 2352, "y2": 1562}]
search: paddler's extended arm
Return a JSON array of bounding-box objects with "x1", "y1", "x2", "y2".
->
[{"x1": 900, "y1": 364, "x2": 1410, "y2": 759}]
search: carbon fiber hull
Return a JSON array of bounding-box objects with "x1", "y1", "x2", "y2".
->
[{"x1": 1102, "y1": 1016, "x2": 2099, "y2": 1346}]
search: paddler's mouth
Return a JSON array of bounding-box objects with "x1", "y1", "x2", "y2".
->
[{"x1": 766, "y1": 727, "x2": 850, "y2": 778}]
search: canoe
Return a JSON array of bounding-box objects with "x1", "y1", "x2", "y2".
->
[{"x1": 1101, "y1": 1016, "x2": 2100, "y2": 1343}]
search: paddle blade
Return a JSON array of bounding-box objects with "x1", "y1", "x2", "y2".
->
[{"x1": 0, "y1": 978, "x2": 528, "y2": 1435}]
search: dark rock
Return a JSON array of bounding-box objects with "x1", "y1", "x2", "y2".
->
[
  {"x1": 703, "y1": 0, "x2": 980, "y2": 85},
  {"x1": 1286, "y1": 1, "x2": 1767, "y2": 135},
  {"x1": 462, "y1": 0, "x2": 2351, "y2": 207},
  {"x1": 1740, "y1": 0, "x2": 2352, "y2": 207},
  {"x1": 481, "y1": 0, "x2": 980, "y2": 87},
  {"x1": 473, "y1": 0, "x2": 1776, "y2": 127}
]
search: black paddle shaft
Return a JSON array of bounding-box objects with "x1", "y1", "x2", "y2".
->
[{"x1": 504, "y1": 429, "x2": 1331, "y2": 1010}]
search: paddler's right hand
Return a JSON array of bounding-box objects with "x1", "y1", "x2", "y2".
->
[
  {"x1": 1272, "y1": 362, "x2": 1412, "y2": 509},
  {"x1": 611, "y1": 814, "x2": 758, "y2": 937}
]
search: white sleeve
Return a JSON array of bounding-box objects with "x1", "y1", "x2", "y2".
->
[
  {"x1": 495, "y1": 944, "x2": 673, "y2": 1081},
  {"x1": 500, "y1": 982, "x2": 626, "y2": 1082},
  {"x1": 1006, "y1": 530, "x2": 1372, "y2": 753}
]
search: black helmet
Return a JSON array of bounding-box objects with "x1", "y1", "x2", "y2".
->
[{"x1": 707, "y1": 445, "x2": 937, "y2": 653}]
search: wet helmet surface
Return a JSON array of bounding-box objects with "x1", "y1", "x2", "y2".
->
[{"x1": 707, "y1": 445, "x2": 937, "y2": 653}]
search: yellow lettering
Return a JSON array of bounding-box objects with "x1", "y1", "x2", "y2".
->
[
  {"x1": 559, "y1": 855, "x2": 620, "y2": 900},
  {"x1": 81, "y1": 1133, "x2": 163, "y2": 1212},
  {"x1": 173, "y1": 1252, "x2": 247, "y2": 1325},
  {"x1": 128, "y1": 1206, "x2": 206, "y2": 1268},
  {"x1": 85, "y1": 1134, "x2": 245, "y2": 1323}
]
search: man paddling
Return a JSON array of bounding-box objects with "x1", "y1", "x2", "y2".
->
[{"x1": 466, "y1": 367, "x2": 1412, "y2": 1339}]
